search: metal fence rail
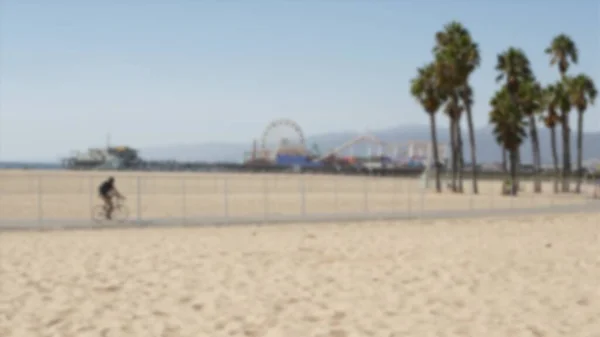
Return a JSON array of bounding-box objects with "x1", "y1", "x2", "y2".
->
[{"x1": 0, "y1": 173, "x2": 597, "y2": 229}]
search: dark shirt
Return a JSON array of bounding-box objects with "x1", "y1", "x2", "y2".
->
[{"x1": 99, "y1": 180, "x2": 114, "y2": 195}]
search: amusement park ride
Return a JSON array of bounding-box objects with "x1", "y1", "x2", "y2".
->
[
  {"x1": 244, "y1": 118, "x2": 449, "y2": 170},
  {"x1": 62, "y1": 119, "x2": 448, "y2": 171}
]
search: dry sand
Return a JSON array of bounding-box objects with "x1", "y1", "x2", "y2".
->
[
  {"x1": 0, "y1": 171, "x2": 593, "y2": 221},
  {"x1": 1, "y1": 213, "x2": 599, "y2": 337}
]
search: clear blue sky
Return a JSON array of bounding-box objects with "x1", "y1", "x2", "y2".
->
[{"x1": 1, "y1": 1, "x2": 598, "y2": 161}]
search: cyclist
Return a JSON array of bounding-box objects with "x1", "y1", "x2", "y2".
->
[{"x1": 98, "y1": 176, "x2": 124, "y2": 220}]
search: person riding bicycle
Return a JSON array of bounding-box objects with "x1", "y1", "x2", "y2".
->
[{"x1": 98, "y1": 176, "x2": 124, "y2": 220}]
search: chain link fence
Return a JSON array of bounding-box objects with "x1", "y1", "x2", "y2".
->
[{"x1": 0, "y1": 172, "x2": 596, "y2": 229}]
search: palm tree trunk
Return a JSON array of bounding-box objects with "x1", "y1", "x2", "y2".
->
[
  {"x1": 429, "y1": 113, "x2": 442, "y2": 193},
  {"x1": 528, "y1": 116, "x2": 542, "y2": 193},
  {"x1": 506, "y1": 89, "x2": 520, "y2": 194},
  {"x1": 502, "y1": 149, "x2": 507, "y2": 172},
  {"x1": 449, "y1": 119, "x2": 457, "y2": 192},
  {"x1": 550, "y1": 126, "x2": 559, "y2": 193},
  {"x1": 465, "y1": 105, "x2": 478, "y2": 194},
  {"x1": 456, "y1": 121, "x2": 464, "y2": 193},
  {"x1": 561, "y1": 116, "x2": 571, "y2": 192},
  {"x1": 576, "y1": 110, "x2": 584, "y2": 193},
  {"x1": 509, "y1": 149, "x2": 518, "y2": 196},
  {"x1": 516, "y1": 147, "x2": 521, "y2": 191},
  {"x1": 559, "y1": 72, "x2": 571, "y2": 192}
]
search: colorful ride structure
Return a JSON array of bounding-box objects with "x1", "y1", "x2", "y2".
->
[
  {"x1": 244, "y1": 119, "x2": 449, "y2": 170},
  {"x1": 244, "y1": 119, "x2": 322, "y2": 168}
]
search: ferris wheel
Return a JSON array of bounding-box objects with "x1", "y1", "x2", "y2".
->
[{"x1": 261, "y1": 119, "x2": 306, "y2": 152}]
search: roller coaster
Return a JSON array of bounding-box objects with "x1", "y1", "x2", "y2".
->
[{"x1": 244, "y1": 119, "x2": 449, "y2": 170}]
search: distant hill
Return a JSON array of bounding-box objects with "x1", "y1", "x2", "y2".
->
[
  {"x1": 0, "y1": 162, "x2": 62, "y2": 169},
  {"x1": 140, "y1": 124, "x2": 600, "y2": 165}
]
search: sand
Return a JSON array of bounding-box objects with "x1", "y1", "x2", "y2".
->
[
  {"x1": 1, "y1": 213, "x2": 599, "y2": 337},
  {"x1": 0, "y1": 171, "x2": 594, "y2": 222}
]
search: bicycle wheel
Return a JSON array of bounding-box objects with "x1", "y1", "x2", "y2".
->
[
  {"x1": 91, "y1": 205, "x2": 107, "y2": 223},
  {"x1": 112, "y1": 205, "x2": 130, "y2": 223}
]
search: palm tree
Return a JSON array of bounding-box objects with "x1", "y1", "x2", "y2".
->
[
  {"x1": 489, "y1": 88, "x2": 527, "y2": 196},
  {"x1": 545, "y1": 35, "x2": 579, "y2": 191},
  {"x1": 495, "y1": 48, "x2": 533, "y2": 190},
  {"x1": 518, "y1": 80, "x2": 544, "y2": 193},
  {"x1": 410, "y1": 63, "x2": 445, "y2": 192},
  {"x1": 566, "y1": 74, "x2": 597, "y2": 193},
  {"x1": 495, "y1": 48, "x2": 533, "y2": 105},
  {"x1": 433, "y1": 21, "x2": 481, "y2": 194},
  {"x1": 556, "y1": 81, "x2": 573, "y2": 192},
  {"x1": 545, "y1": 34, "x2": 578, "y2": 77},
  {"x1": 543, "y1": 84, "x2": 562, "y2": 193},
  {"x1": 433, "y1": 34, "x2": 461, "y2": 193},
  {"x1": 439, "y1": 89, "x2": 463, "y2": 192},
  {"x1": 431, "y1": 52, "x2": 459, "y2": 191}
]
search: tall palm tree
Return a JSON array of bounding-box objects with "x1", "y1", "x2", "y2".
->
[
  {"x1": 431, "y1": 51, "x2": 459, "y2": 192},
  {"x1": 489, "y1": 88, "x2": 527, "y2": 196},
  {"x1": 433, "y1": 35, "x2": 461, "y2": 192},
  {"x1": 410, "y1": 63, "x2": 445, "y2": 192},
  {"x1": 555, "y1": 81, "x2": 573, "y2": 192},
  {"x1": 518, "y1": 80, "x2": 544, "y2": 193},
  {"x1": 545, "y1": 34, "x2": 578, "y2": 77},
  {"x1": 495, "y1": 48, "x2": 533, "y2": 190},
  {"x1": 495, "y1": 48, "x2": 533, "y2": 106},
  {"x1": 545, "y1": 35, "x2": 579, "y2": 191},
  {"x1": 433, "y1": 21, "x2": 481, "y2": 194},
  {"x1": 566, "y1": 74, "x2": 597, "y2": 193},
  {"x1": 440, "y1": 90, "x2": 463, "y2": 192},
  {"x1": 543, "y1": 84, "x2": 562, "y2": 193}
]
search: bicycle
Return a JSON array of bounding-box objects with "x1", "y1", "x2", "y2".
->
[{"x1": 92, "y1": 197, "x2": 129, "y2": 223}]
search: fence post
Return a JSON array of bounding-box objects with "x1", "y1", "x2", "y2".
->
[
  {"x1": 406, "y1": 179, "x2": 412, "y2": 216},
  {"x1": 136, "y1": 176, "x2": 141, "y2": 221},
  {"x1": 363, "y1": 178, "x2": 369, "y2": 213},
  {"x1": 509, "y1": 191, "x2": 514, "y2": 209},
  {"x1": 469, "y1": 188, "x2": 474, "y2": 211},
  {"x1": 37, "y1": 175, "x2": 43, "y2": 226},
  {"x1": 299, "y1": 175, "x2": 306, "y2": 216},
  {"x1": 490, "y1": 182, "x2": 495, "y2": 210},
  {"x1": 224, "y1": 176, "x2": 229, "y2": 222},
  {"x1": 181, "y1": 177, "x2": 187, "y2": 224},
  {"x1": 333, "y1": 178, "x2": 338, "y2": 214},
  {"x1": 263, "y1": 176, "x2": 269, "y2": 222},
  {"x1": 393, "y1": 177, "x2": 398, "y2": 214},
  {"x1": 419, "y1": 181, "x2": 425, "y2": 218},
  {"x1": 88, "y1": 176, "x2": 94, "y2": 218}
]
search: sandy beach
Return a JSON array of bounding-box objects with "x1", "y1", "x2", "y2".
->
[{"x1": 1, "y1": 212, "x2": 599, "y2": 337}]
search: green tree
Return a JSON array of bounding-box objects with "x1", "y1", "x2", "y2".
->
[
  {"x1": 433, "y1": 32, "x2": 462, "y2": 192},
  {"x1": 545, "y1": 35, "x2": 579, "y2": 191},
  {"x1": 433, "y1": 21, "x2": 481, "y2": 194},
  {"x1": 555, "y1": 81, "x2": 573, "y2": 192},
  {"x1": 566, "y1": 74, "x2": 597, "y2": 193},
  {"x1": 545, "y1": 34, "x2": 578, "y2": 77},
  {"x1": 489, "y1": 88, "x2": 527, "y2": 196},
  {"x1": 543, "y1": 84, "x2": 562, "y2": 193},
  {"x1": 495, "y1": 47, "x2": 533, "y2": 190},
  {"x1": 410, "y1": 63, "x2": 445, "y2": 192},
  {"x1": 495, "y1": 48, "x2": 533, "y2": 104},
  {"x1": 518, "y1": 80, "x2": 544, "y2": 193}
]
